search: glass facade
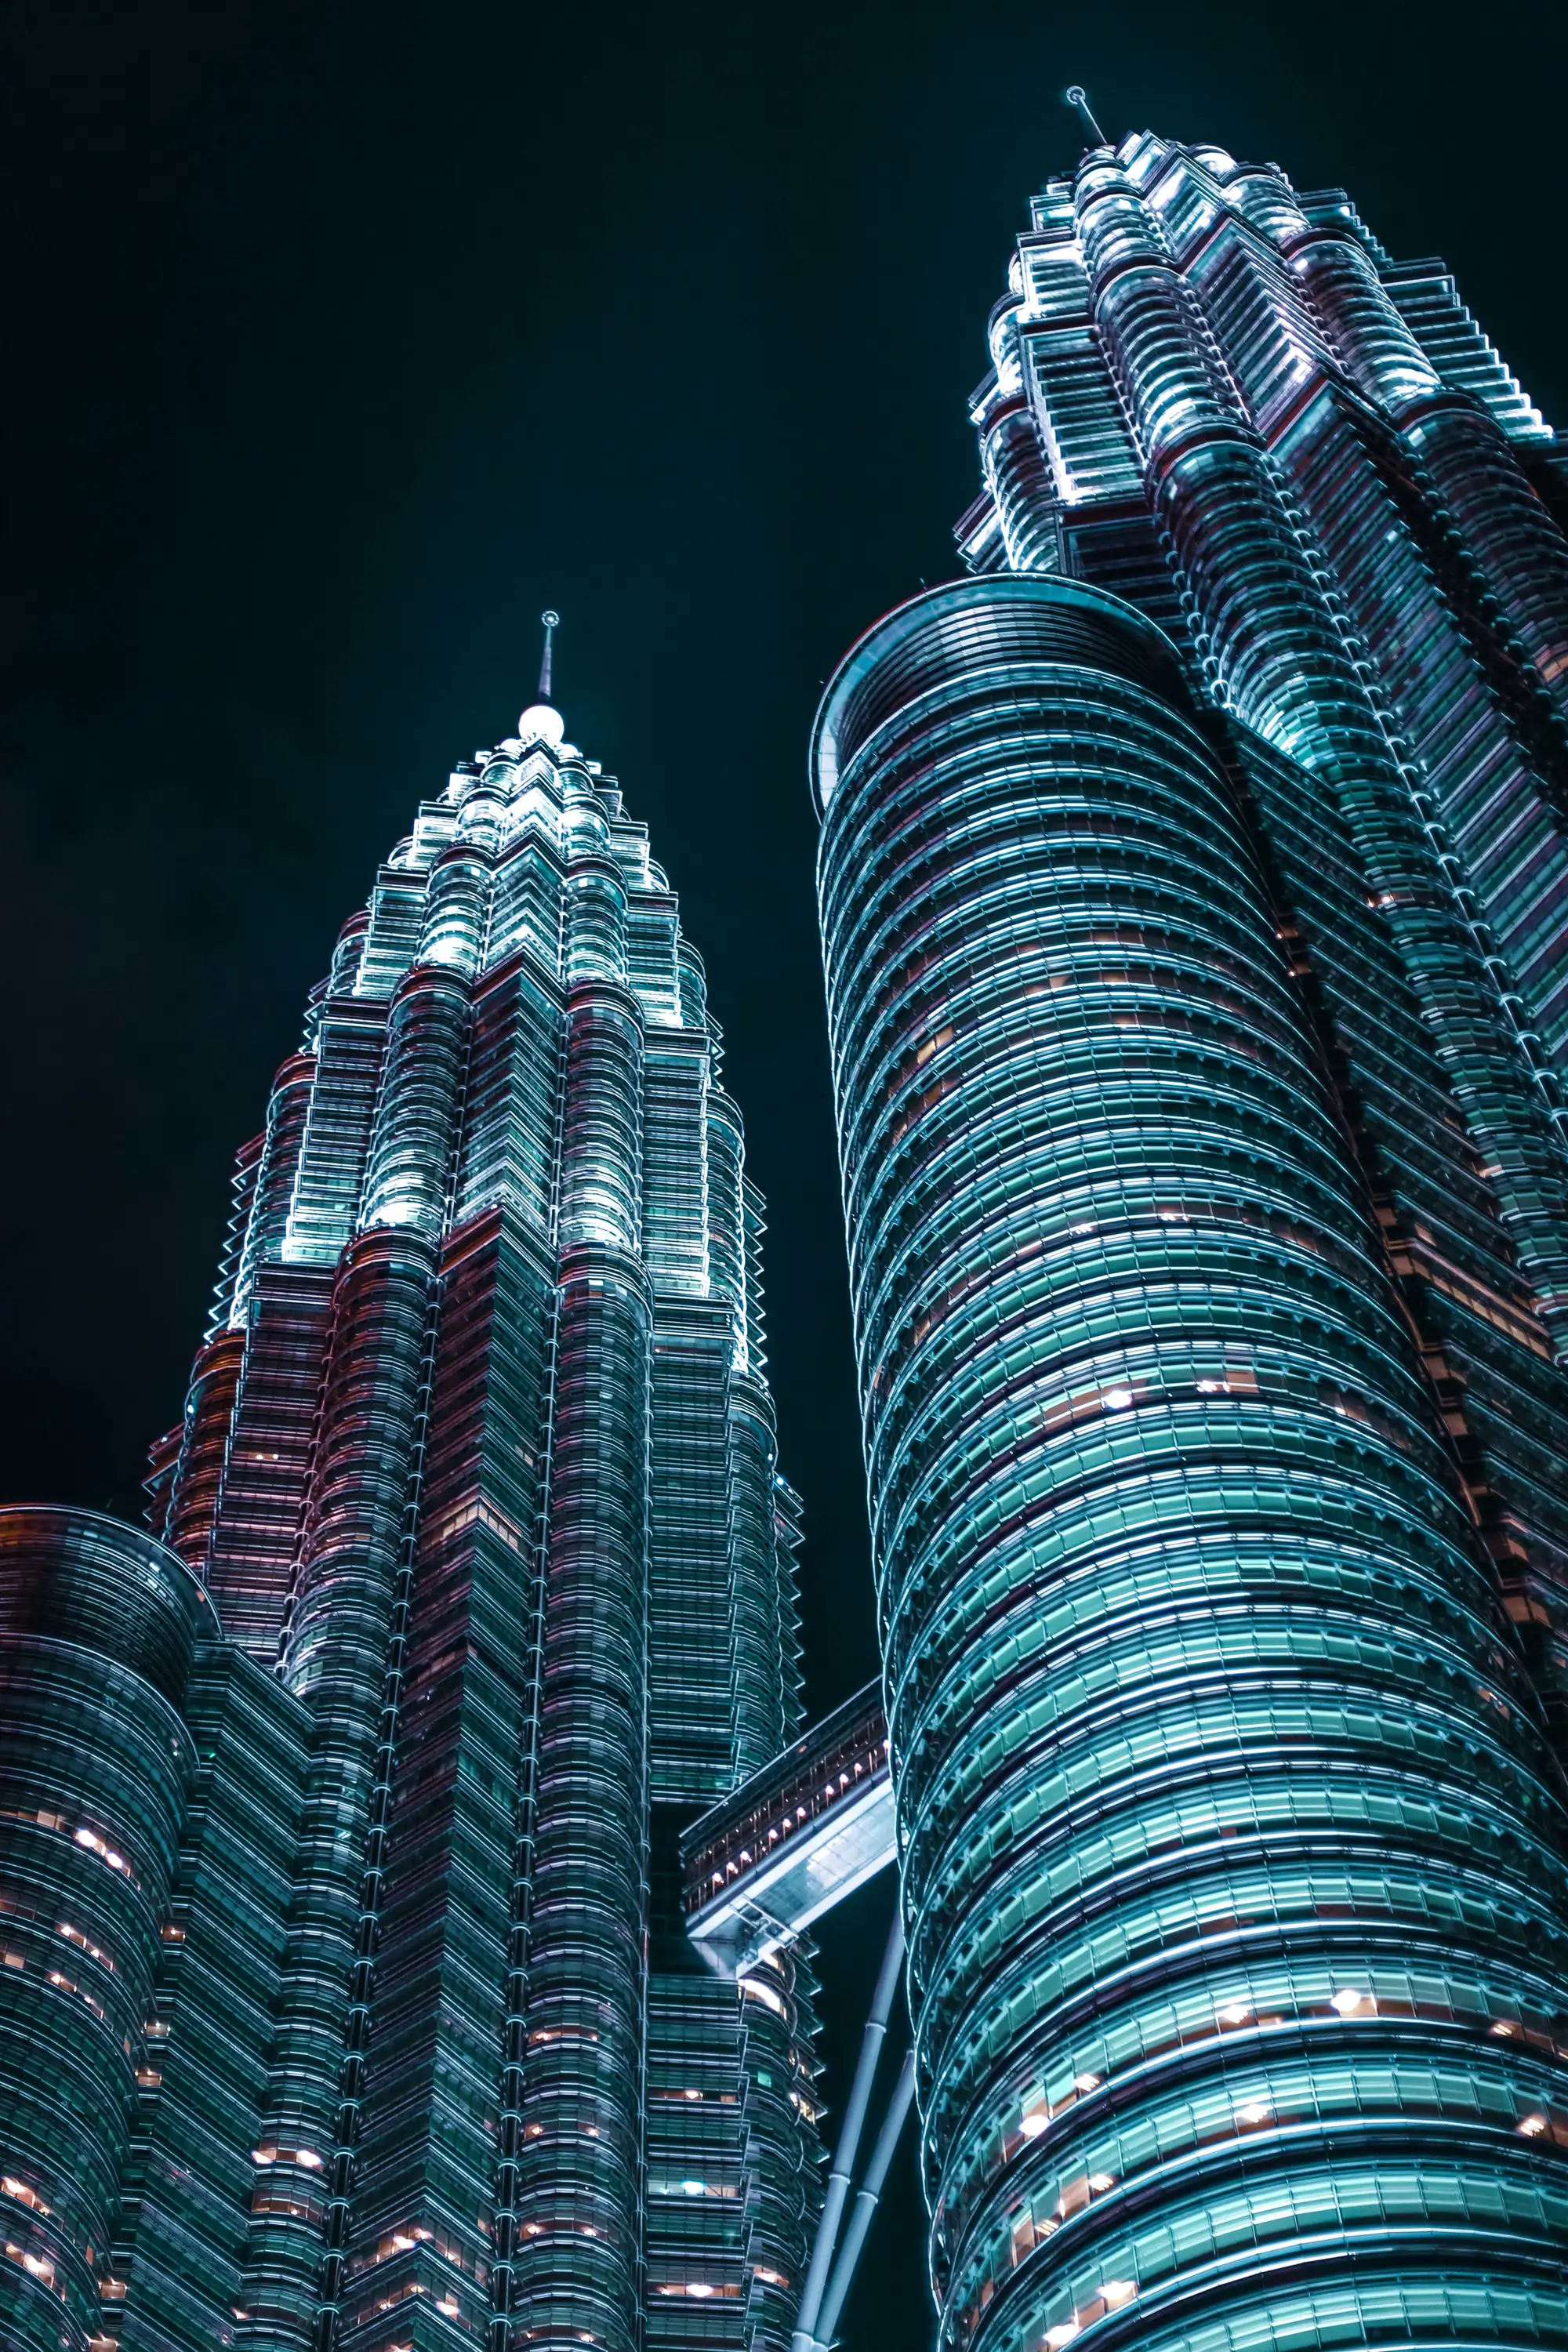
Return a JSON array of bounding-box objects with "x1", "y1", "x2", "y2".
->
[
  {"x1": 1, "y1": 707, "x2": 820, "y2": 2352},
  {"x1": 815, "y1": 122, "x2": 1568, "y2": 2352},
  {"x1": 957, "y1": 122, "x2": 1568, "y2": 1734}
]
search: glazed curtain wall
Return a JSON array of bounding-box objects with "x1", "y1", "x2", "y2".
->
[
  {"x1": 165, "y1": 728, "x2": 811, "y2": 2352},
  {"x1": 813, "y1": 576, "x2": 1568, "y2": 2352},
  {"x1": 0, "y1": 720, "x2": 815, "y2": 2352},
  {"x1": 0, "y1": 1507, "x2": 311, "y2": 2352},
  {"x1": 960, "y1": 124, "x2": 1568, "y2": 1769}
]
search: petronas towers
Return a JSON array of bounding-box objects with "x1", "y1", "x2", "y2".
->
[{"x1": 9, "y1": 101, "x2": 1568, "y2": 2352}]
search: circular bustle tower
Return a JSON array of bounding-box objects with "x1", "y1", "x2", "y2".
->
[
  {"x1": 0, "y1": 1508, "x2": 215, "y2": 2352},
  {"x1": 812, "y1": 573, "x2": 1568, "y2": 2352}
]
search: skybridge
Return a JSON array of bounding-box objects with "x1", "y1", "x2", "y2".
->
[{"x1": 681, "y1": 1681, "x2": 895, "y2": 1972}]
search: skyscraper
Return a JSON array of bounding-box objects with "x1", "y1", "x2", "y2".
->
[
  {"x1": 0, "y1": 660, "x2": 822, "y2": 2352},
  {"x1": 812, "y1": 125, "x2": 1568, "y2": 2352}
]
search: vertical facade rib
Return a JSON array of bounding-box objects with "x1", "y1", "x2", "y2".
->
[
  {"x1": 812, "y1": 574, "x2": 1568, "y2": 2352},
  {"x1": 2, "y1": 703, "x2": 818, "y2": 2352}
]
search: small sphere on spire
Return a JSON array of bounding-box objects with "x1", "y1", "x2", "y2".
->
[{"x1": 517, "y1": 703, "x2": 565, "y2": 746}]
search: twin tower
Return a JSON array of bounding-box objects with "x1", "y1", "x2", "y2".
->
[{"x1": 9, "y1": 116, "x2": 1568, "y2": 2352}]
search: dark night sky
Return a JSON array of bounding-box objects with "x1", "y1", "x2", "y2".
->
[{"x1": 5, "y1": 1, "x2": 1567, "y2": 2340}]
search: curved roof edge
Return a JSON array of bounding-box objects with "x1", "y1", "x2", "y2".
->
[
  {"x1": 809, "y1": 572, "x2": 1191, "y2": 817},
  {"x1": 0, "y1": 1501, "x2": 224, "y2": 1647}
]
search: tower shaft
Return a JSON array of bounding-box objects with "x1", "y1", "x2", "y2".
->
[
  {"x1": 0, "y1": 715, "x2": 821, "y2": 2352},
  {"x1": 816, "y1": 125, "x2": 1568, "y2": 2352}
]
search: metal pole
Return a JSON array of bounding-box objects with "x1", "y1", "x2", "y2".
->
[
  {"x1": 813, "y1": 2047, "x2": 918, "y2": 2349},
  {"x1": 1062, "y1": 84, "x2": 1108, "y2": 146},
  {"x1": 790, "y1": 1902, "x2": 906, "y2": 2352}
]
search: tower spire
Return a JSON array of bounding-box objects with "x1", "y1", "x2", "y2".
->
[
  {"x1": 518, "y1": 608, "x2": 565, "y2": 745},
  {"x1": 1062, "y1": 84, "x2": 1108, "y2": 147}
]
